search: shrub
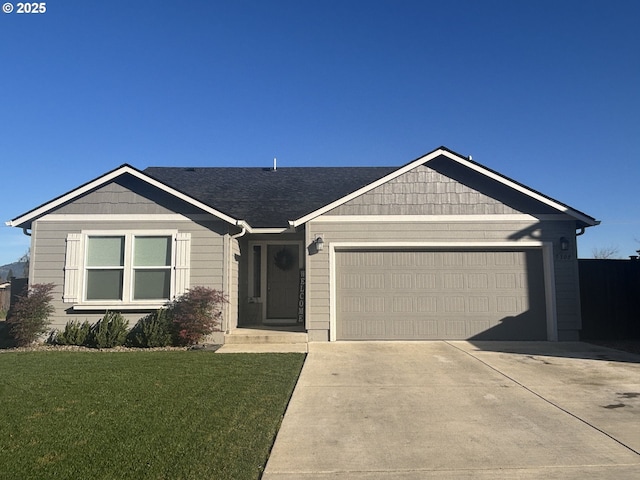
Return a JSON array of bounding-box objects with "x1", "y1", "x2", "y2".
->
[
  {"x1": 127, "y1": 309, "x2": 173, "y2": 348},
  {"x1": 167, "y1": 286, "x2": 226, "y2": 346},
  {"x1": 86, "y1": 311, "x2": 129, "y2": 348},
  {"x1": 6, "y1": 283, "x2": 55, "y2": 347},
  {"x1": 53, "y1": 320, "x2": 91, "y2": 346}
]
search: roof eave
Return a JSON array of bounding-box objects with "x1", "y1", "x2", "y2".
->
[{"x1": 450, "y1": 153, "x2": 599, "y2": 227}]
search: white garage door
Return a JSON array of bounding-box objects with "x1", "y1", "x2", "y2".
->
[{"x1": 336, "y1": 249, "x2": 547, "y2": 340}]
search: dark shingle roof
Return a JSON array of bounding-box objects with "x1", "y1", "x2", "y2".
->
[{"x1": 143, "y1": 166, "x2": 397, "y2": 227}]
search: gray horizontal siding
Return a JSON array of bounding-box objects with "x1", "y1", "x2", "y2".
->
[{"x1": 30, "y1": 217, "x2": 229, "y2": 331}]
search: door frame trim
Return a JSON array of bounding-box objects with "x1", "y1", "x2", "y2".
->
[
  {"x1": 248, "y1": 240, "x2": 304, "y2": 324},
  {"x1": 329, "y1": 241, "x2": 557, "y2": 341}
]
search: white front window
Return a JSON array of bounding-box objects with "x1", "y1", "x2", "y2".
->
[
  {"x1": 85, "y1": 234, "x2": 173, "y2": 303},
  {"x1": 63, "y1": 230, "x2": 191, "y2": 308}
]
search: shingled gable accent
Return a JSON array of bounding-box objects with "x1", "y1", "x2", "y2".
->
[
  {"x1": 6, "y1": 164, "x2": 240, "y2": 229},
  {"x1": 289, "y1": 147, "x2": 599, "y2": 228}
]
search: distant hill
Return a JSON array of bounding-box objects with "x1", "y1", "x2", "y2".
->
[{"x1": 0, "y1": 262, "x2": 27, "y2": 282}]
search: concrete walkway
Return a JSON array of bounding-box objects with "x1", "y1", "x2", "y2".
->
[{"x1": 263, "y1": 341, "x2": 640, "y2": 479}]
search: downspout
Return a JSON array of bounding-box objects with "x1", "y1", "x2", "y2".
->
[
  {"x1": 21, "y1": 227, "x2": 33, "y2": 282},
  {"x1": 224, "y1": 221, "x2": 248, "y2": 334}
]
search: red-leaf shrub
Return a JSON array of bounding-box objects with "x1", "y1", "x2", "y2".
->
[
  {"x1": 167, "y1": 287, "x2": 226, "y2": 346},
  {"x1": 7, "y1": 283, "x2": 55, "y2": 347}
]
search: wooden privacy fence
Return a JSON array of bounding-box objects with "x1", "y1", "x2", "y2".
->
[
  {"x1": 0, "y1": 288, "x2": 9, "y2": 312},
  {"x1": 578, "y1": 259, "x2": 640, "y2": 340},
  {"x1": 4, "y1": 278, "x2": 29, "y2": 318}
]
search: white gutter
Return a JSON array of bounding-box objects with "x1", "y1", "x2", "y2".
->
[{"x1": 232, "y1": 220, "x2": 249, "y2": 239}]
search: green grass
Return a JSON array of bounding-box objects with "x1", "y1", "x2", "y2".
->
[{"x1": 0, "y1": 351, "x2": 305, "y2": 480}]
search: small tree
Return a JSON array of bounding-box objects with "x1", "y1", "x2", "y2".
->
[
  {"x1": 592, "y1": 245, "x2": 620, "y2": 259},
  {"x1": 167, "y1": 286, "x2": 226, "y2": 346},
  {"x1": 18, "y1": 249, "x2": 30, "y2": 277},
  {"x1": 7, "y1": 283, "x2": 55, "y2": 347}
]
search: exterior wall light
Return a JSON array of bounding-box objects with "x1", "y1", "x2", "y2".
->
[
  {"x1": 560, "y1": 237, "x2": 570, "y2": 251},
  {"x1": 315, "y1": 235, "x2": 324, "y2": 252}
]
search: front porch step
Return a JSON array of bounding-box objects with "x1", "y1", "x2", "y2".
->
[{"x1": 224, "y1": 328, "x2": 308, "y2": 345}]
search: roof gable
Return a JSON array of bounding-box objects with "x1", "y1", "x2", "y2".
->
[
  {"x1": 6, "y1": 164, "x2": 239, "y2": 228},
  {"x1": 291, "y1": 147, "x2": 598, "y2": 228},
  {"x1": 327, "y1": 163, "x2": 548, "y2": 216}
]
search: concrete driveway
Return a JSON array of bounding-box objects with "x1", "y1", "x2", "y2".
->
[{"x1": 263, "y1": 341, "x2": 640, "y2": 479}]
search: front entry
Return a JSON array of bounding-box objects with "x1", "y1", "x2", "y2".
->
[{"x1": 248, "y1": 241, "x2": 303, "y2": 325}]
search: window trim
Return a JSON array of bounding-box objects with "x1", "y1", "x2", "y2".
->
[{"x1": 64, "y1": 229, "x2": 189, "y2": 309}]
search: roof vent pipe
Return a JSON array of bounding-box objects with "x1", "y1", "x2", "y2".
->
[{"x1": 273, "y1": 157, "x2": 277, "y2": 171}]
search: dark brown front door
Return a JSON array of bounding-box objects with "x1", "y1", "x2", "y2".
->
[{"x1": 266, "y1": 244, "x2": 299, "y2": 320}]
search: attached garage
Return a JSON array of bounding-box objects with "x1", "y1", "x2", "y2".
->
[{"x1": 334, "y1": 247, "x2": 549, "y2": 341}]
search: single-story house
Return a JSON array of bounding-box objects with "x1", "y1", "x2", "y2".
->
[{"x1": 6, "y1": 146, "x2": 599, "y2": 342}]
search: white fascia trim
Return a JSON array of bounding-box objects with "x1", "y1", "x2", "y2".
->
[
  {"x1": 328, "y1": 240, "x2": 558, "y2": 342},
  {"x1": 7, "y1": 165, "x2": 239, "y2": 227},
  {"x1": 291, "y1": 148, "x2": 597, "y2": 228},
  {"x1": 450, "y1": 154, "x2": 597, "y2": 227},
  {"x1": 312, "y1": 214, "x2": 571, "y2": 223}
]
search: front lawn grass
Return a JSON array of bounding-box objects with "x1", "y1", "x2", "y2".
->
[{"x1": 0, "y1": 351, "x2": 305, "y2": 480}]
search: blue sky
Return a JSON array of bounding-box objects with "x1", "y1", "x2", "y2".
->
[{"x1": 1, "y1": 0, "x2": 639, "y2": 266}]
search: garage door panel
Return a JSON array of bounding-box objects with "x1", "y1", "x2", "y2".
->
[
  {"x1": 469, "y1": 296, "x2": 489, "y2": 312},
  {"x1": 417, "y1": 320, "x2": 438, "y2": 336},
  {"x1": 336, "y1": 249, "x2": 547, "y2": 341},
  {"x1": 417, "y1": 296, "x2": 437, "y2": 312}
]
